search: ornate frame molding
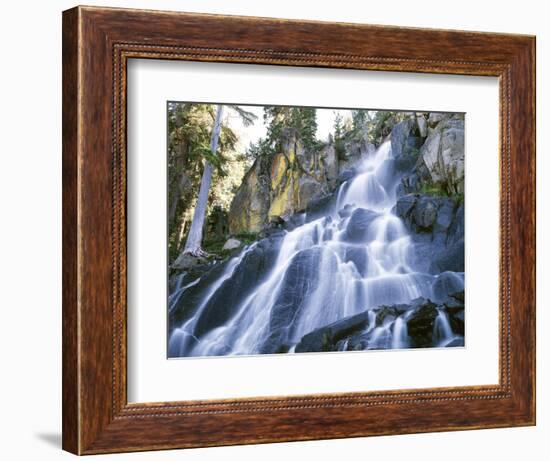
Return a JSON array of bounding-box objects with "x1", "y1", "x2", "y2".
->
[{"x1": 63, "y1": 6, "x2": 535, "y2": 454}]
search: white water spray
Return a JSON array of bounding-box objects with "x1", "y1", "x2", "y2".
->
[{"x1": 169, "y1": 141, "x2": 460, "y2": 356}]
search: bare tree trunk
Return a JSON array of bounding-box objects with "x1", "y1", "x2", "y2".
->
[{"x1": 175, "y1": 105, "x2": 224, "y2": 261}]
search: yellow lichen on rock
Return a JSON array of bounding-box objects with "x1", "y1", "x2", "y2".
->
[
  {"x1": 285, "y1": 139, "x2": 296, "y2": 163},
  {"x1": 268, "y1": 178, "x2": 295, "y2": 219},
  {"x1": 270, "y1": 152, "x2": 288, "y2": 190}
]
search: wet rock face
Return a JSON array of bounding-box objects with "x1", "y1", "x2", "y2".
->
[
  {"x1": 304, "y1": 194, "x2": 335, "y2": 222},
  {"x1": 345, "y1": 208, "x2": 379, "y2": 242},
  {"x1": 295, "y1": 310, "x2": 372, "y2": 353},
  {"x1": 338, "y1": 204, "x2": 354, "y2": 219},
  {"x1": 391, "y1": 118, "x2": 415, "y2": 159},
  {"x1": 429, "y1": 239, "x2": 465, "y2": 274},
  {"x1": 414, "y1": 196, "x2": 438, "y2": 229},
  {"x1": 170, "y1": 235, "x2": 283, "y2": 337},
  {"x1": 390, "y1": 118, "x2": 425, "y2": 174},
  {"x1": 406, "y1": 302, "x2": 439, "y2": 347},
  {"x1": 170, "y1": 111, "x2": 465, "y2": 358},
  {"x1": 395, "y1": 193, "x2": 464, "y2": 274},
  {"x1": 343, "y1": 246, "x2": 369, "y2": 277},
  {"x1": 396, "y1": 194, "x2": 460, "y2": 236},
  {"x1": 168, "y1": 260, "x2": 234, "y2": 331},
  {"x1": 432, "y1": 271, "x2": 465, "y2": 302},
  {"x1": 260, "y1": 247, "x2": 329, "y2": 353},
  {"x1": 395, "y1": 194, "x2": 417, "y2": 218},
  {"x1": 294, "y1": 293, "x2": 465, "y2": 353}
]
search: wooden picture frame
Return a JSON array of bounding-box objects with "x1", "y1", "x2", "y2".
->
[{"x1": 62, "y1": 5, "x2": 536, "y2": 455}]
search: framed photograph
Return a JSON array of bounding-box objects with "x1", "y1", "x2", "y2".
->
[{"x1": 62, "y1": 6, "x2": 536, "y2": 455}]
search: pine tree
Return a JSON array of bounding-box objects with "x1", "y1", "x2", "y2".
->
[
  {"x1": 172, "y1": 104, "x2": 257, "y2": 264},
  {"x1": 262, "y1": 106, "x2": 319, "y2": 152},
  {"x1": 351, "y1": 109, "x2": 369, "y2": 133},
  {"x1": 292, "y1": 108, "x2": 318, "y2": 151},
  {"x1": 333, "y1": 111, "x2": 346, "y2": 157}
]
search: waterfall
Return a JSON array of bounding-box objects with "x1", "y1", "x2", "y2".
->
[
  {"x1": 169, "y1": 140, "x2": 462, "y2": 357},
  {"x1": 434, "y1": 308, "x2": 455, "y2": 347},
  {"x1": 168, "y1": 246, "x2": 256, "y2": 357},
  {"x1": 168, "y1": 276, "x2": 200, "y2": 313},
  {"x1": 336, "y1": 141, "x2": 395, "y2": 212},
  {"x1": 391, "y1": 310, "x2": 413, "y2": 349}
]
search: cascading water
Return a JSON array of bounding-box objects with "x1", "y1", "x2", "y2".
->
[
  {"x1": 434, "y1": 308, "x2": 456, "y2": 347},
  {"x1": 169, "y1": 140, "x2": 463, "y2": 357}
]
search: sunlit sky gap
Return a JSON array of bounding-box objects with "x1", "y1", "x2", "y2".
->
[{"x1": 224, "y1": 105, "x2": 354, "y2": 153}]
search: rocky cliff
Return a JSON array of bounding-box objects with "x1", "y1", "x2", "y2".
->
[
  {"x1": 229, "y1": 112, "x2": 464, "y2": 238},
  {"x1": 228, "y1": 128, "x2": 372, "y2": 235},
  {"x1": 391, "y1": 112, "x2": 465, "y2": 275},
  {"x1": 169, "y1": 111, "x2": 466, "y2": 357},
  {"x1": 396, "y1": 112, "x2": 465, "y2": 196}
]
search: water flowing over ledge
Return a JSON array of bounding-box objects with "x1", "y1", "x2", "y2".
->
[{"x1": 168, "y1": 140, "x2": 465, "y2": 358}]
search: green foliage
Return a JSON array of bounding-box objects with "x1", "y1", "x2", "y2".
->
[
  {"x1": 419, "y1": 183, "x2": 446, "y2": 196},
  {"x1": 263, "y1": 106, "x2": 320, "y2": 153},
  {"x1": 233, "y1": 232, "x2": 259, "y2": 245},
  {"x1": 244, "y1": 137, "x2": 272, "y2": 160},
  {"x1": 202, "y1": 232, "x2": 259, "y2": 261},
  {"x1": 351, "y1": 110, "x2": 368, "y2": 132},
  {"x1": 293, "y1": 107, "x2": 319, "y2": 151},
  {"x1": 202, "y1": 238, "x2": 231, "y2": 259},
  {"x1": 242, "y1": 106, "x2": 322, "y2": 161},
  {"x1": 167, "y1": 103, "x2": 255, "y2": 263},
  {"x1": 167, "y1": 103, "x2": 433, "y2": 266},
  {"x1": 367, "y1": 111, "x2": 408, "y2": 145},
  {"x1": 419, "y1": 182, "x2": 464, "y2": 204},
  {"x1": 228, "y1": 105, "x2": 258, "y2": 127},
  {"x1": 333, "y1": 112, "x2": 346, "y2": 158},
  {"x1": 192, "y1": 143, "x2": 225, "y2": 173}
]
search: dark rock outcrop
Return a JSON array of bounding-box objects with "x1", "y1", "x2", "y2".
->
[
  {"x1": 429, "y1": 239, "x2": 465, "y2": 273},
  {"x1": 304, "y1": 193, "x2": 335, "y2": 222},
  {"x1": 391, "y1": 118, "x2": 415, "y2": 159},
  {"x1": 343, "y1": 245, "x2": 369, "y2": 277},
  {"x1": 295, "y1": 309, "x2": 372, "y2": 353},
  {"x1": 169, "y1": 260, "x2": 236, "y2": 330},
  {"x1": 406, "y1": 301, "x2": 439, "y2": 348},
  {"x1": 294, "y1": 293, "x2": 465, "y2": 353},
  {"x1": 395, "y1": 194, "x2": 460, "y2": 237},
  {"x1": 170, "y1": 235, "x2": 283, "y2": 337},
  {"x1": 432, "y1": 271, "x2": 465, "y2": 302},
  {"x1": 394, "y1": 193, "x2": 464, "y2": 273},
  {"x1": 391, "y1": 118, "x2": 425, "y2": 174},
  {"x1": 345, "y1": 208, "x2": 379, "y2": 242},
  {"x1": 414, "y1": 196, "x2": 439, "y2": 229}
]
